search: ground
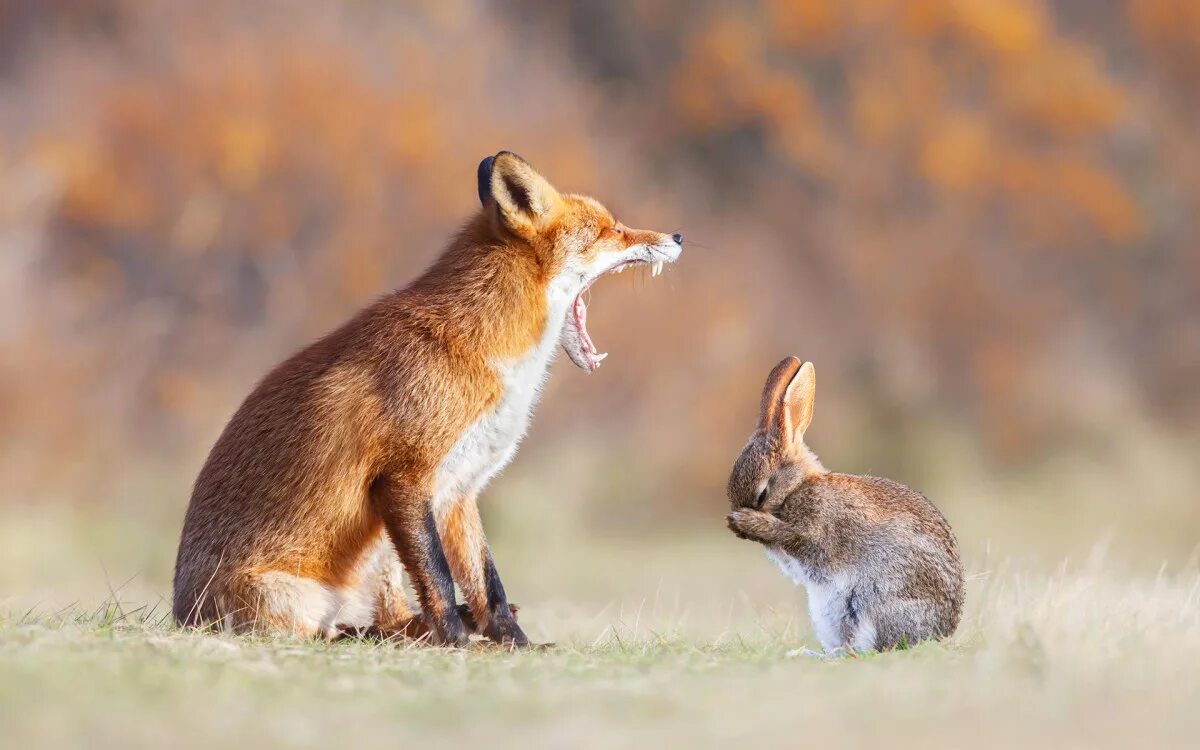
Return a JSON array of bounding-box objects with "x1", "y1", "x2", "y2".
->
[{"x1": 1, "y1": 515, "x2": 1197, "y2": 749}]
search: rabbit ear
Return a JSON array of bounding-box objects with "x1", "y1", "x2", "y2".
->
[
  {"x1": 783, "y1": 361, "x2": 816, "y2": 441},
  {"x1": 758, "y1": 357, "x2": 803, "y2": 436}
]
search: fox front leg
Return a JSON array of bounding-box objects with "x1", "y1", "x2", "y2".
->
[
  {"x1": 371, "y1": 475, "x2": 468, "y2": 647},
  {"x1": 439, "y1": 495, "x2": 529, "y2": 647},
  {"x1": 726, "y1": 508, "x2": 790, "y2": 545}
]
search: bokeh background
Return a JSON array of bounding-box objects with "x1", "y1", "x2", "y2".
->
[{"x1": 1, "y1": 0, "x2": 1197, "y2": 612}]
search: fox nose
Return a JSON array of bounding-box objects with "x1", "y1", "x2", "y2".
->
[{"x1": 672, "y1": 233, "x2": 683, "y2": 245}]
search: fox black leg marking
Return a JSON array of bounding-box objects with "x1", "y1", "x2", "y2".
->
[
  {"x1": 372, "y1": 477, "x2": 467, "y2": 647},
  {"x1": 416, "y1": 508, "x2": 467, "y2": 645},
  {"x1": 481, "y1": 552, "x2": 529, "y2": 646}
]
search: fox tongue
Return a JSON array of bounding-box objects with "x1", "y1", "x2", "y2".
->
[
  {"x1": 574, "y1": 294, "x2": 607, "y2": 365},
  {"x1": 574, "y1": 295, "x2": 595, "y2": 354},
  {"x1": 574, "y1": 295, "x2": 593, "y2": 352}
]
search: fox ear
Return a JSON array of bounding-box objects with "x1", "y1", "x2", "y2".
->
[
  {"x1": 477, "y1": 155, "x2": 497, "y2": 206},
  {"x1": 485, "y1": 151, "x2": 561, "y2": 234},
  {"x1": 782, "y1": 361, "x2": 816, "y2": 441},
  {"x1": 758, "y1": 357, "x2": 803, "y2": 437}
]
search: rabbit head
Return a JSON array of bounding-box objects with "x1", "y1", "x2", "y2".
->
[{"x1": 727, "y1": 357, "x2": 826, "y2": 510}]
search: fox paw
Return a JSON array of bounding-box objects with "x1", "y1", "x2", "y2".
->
[
  {"x1": 483, "y1": 608, "x2": 530, "y2": 648},
  {"x1": 457, "y1": 602, "x2": 520, "y2": 633}
]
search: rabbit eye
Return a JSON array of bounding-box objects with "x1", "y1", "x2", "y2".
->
[{"x1": 755, "y1": 486, "x2": 768, "y2": 507}]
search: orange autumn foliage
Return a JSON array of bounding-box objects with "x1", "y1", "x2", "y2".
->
[{"x1": 0, "y1": 0, "x2": 1196, "y2": 521}]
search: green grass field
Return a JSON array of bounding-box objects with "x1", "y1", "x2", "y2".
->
[{"x1": 2, "y1": 508, "x2": 1197, "y2": 750}]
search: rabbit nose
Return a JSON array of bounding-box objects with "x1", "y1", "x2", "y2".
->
[{"x1": 671, "y1": 233, "x2": 683, "y2": 245}]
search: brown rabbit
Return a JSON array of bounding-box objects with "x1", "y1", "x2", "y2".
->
[{"x1": 726, "y1": 357, "x2": 965, "y2": 654}]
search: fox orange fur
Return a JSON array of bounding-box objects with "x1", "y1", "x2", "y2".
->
[{"x1": 172, "y1": 152, "x2": 682, "y2": 645}]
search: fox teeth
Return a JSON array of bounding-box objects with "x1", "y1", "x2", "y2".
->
[
  {"x1": 594, "y1": 352, "x2": 608, "y2": 362},
  {"x1": 652, "y1": 260, "x2": 663, "y2": 277}
]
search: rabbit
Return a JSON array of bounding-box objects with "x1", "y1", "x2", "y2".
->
[{"x1": 725, "y1": 357, "x2": 965, "y2": 654}]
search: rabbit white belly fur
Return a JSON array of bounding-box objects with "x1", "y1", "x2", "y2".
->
[{"x1": 765, "y1": 546, "x2": 876, "y2": 652}]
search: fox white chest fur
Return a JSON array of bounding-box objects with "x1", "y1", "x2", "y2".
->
[{"x1": 432, "y1": 281, "x2": 575, "y2": 513}]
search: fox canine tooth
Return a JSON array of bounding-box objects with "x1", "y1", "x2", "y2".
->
[{"x1": 652, "y1": 260, "x2": 663, "y2": 277}]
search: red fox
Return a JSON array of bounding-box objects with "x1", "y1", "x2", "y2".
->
[{"x1": 172, "y1": 152, "x2": 683, "y2": 646}]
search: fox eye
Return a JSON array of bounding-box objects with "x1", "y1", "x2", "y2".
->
[{"x1": 609, "y1": 225, "x2": 623, "y2": 236}]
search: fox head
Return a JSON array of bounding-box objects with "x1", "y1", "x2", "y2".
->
[{"x1": 476, "y1": 151, "x2": 683, "y2": 372}]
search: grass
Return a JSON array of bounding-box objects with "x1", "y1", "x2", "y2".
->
[{"x1": 2, "y1": 555, "x2": 1198, "y2": 750}]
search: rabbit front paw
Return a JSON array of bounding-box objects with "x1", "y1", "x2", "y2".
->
[{"x1": 726, "y1": 509, "x2": 779, "y2": 542}]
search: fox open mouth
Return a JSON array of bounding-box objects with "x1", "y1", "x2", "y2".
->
[{"x1": 561, "y1": 256, "x2": 669, "y2": 373}]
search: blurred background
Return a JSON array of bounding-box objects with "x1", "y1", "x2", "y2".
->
[{"x1": 0, "y1": 0, "x2": 1197, "y2": 613}]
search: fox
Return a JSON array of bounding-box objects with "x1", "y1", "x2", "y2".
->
[{"x1": 172, "y1": 151, "x2": 683, "y2": 646}]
